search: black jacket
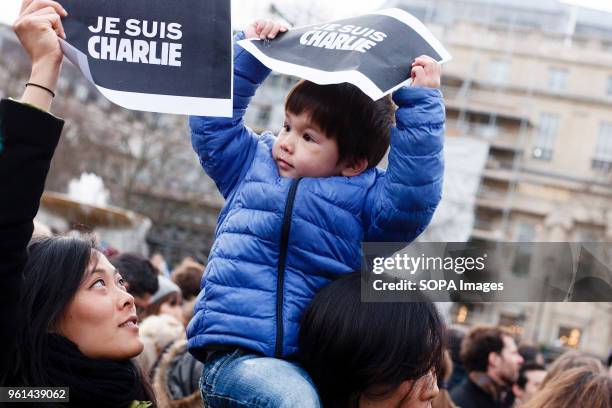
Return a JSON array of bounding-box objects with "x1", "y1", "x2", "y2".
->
[
  {"x1": 450, "y1": 377, "x2": 514, "y2": 408},
  {"x1": 0, "y1": 98, "x2": 64, "y2": 380}
]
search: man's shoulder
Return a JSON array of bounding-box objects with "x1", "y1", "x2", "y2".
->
[{"x1": 450, "y1": 379, "x2": 492, "y2": 408}]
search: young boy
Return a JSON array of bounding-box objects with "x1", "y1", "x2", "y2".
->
[{"x1": 187, "y1": 20, "x2": 445, "y2": 407}]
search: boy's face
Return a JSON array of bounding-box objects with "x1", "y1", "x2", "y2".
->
[{"x1": 272, "y1": 110, "x2": 346, "y2": 178}]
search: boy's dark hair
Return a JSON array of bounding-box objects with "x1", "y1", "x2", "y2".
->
[
  {"x1": 516, "y1": 362, "x2": 546, "y2": 389},
  {"x1": 110, "y1": 253, "x2": 159, "y2": 297},
  {"x1": 460, "y1": 326, "x2": 511, "y2": 373},
  {"x1": 285, "y1": 80, "x2": 395, "y2": 169},
  {"x1": 298, "y1": 273, "x2": 444, "y2": 407}
]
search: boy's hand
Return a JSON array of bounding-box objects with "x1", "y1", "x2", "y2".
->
[
  {"x1": 245, "y1": 20, "x2": 288, "y2": 40},
  {"x1": 410, "y1": 55, "x2": 441, "y2": 88}
]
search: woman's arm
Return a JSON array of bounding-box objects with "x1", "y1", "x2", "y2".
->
[
  {"x1": 0, "y1": 0, "x2": 66, "y2": 377},
  {"x1": 14, "y1": 0, "x2": 67, "y2": 111}
]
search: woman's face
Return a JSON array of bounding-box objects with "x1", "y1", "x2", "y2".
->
[
  {"x1": 56, "y1": 251, "x2": 144, "y2": 360},
  {"x1": 359, "y1": 371, "x2": 439, "y2": 408}
]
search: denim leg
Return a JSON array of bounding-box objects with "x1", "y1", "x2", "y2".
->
[{"x1": 200, "y1": 350, "x2": 321, "y2": 408}]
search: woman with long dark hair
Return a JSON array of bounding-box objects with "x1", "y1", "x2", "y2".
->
[
  {"x1": 0, "y1": 1, "x2": 155, "y2": 405},
  {"x1": 299, "y1": 273, "x2": 445, "y2": 408}
]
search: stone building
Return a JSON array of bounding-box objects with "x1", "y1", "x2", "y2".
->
[{"x1": 386, "y1": 0, "x2": 612, "y2": 357}]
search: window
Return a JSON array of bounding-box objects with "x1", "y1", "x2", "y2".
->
[
  {"x1": 512, "y1": 222, "x2": 536, "y2": 276},
  {"x1": 532, "y1": 113, "x2": 559, "y2": 161},
  {"x1": 488, "y1": 59, "x2": 510, "y2": 84},
  {"x1": 548, "y1": 68, "x2": 568, "y2": 92},
  {"x1": 592, "y1": 122, "x2": 612, "y2": 171},
  {"x1": 557, "y1": 326, "x2": 581, "y2": 348}
]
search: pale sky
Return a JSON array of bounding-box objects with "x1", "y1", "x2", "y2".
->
[
  {"x1": 0, "y1": 0, "x2": 612, "y2": 28},
  {"x1": 2, "y1": 0, "x2": 612, "y2": 28},
  {"x1": 0, "y1": 0, "x2": 386, "y2": 26}
]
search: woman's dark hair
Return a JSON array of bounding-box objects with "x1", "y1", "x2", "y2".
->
[
  {"x1": 13, "y1": 235, "x2": 96, "y2": 384},
  {"x1": 9, "y1": 235, "x2": 155, "y2": 406},
  {"x1": 298, "y1": 273, "x2": 445, "y2": 407}
]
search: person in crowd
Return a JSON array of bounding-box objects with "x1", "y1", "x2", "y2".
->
[
  {"x1": 518, "y1": 345, "x2": 545, "y2": 366},
  {"x1": 171, "y1": 257, "x2": 205, "y2": 301},
  {"x1": 0, "y1": 1, "x2": 155, "y2": 406},
  {"x1": 450, "y1": 326, "x2": 524, "y2": 408},
  {"x1": 188, "y1": 17, "x2": 445, "y2": 407},
  {"x1": 111, "y1": 252, "x2": 160, "y2": 320},
  {"x1": 432, "y1": 351, "x2": 459, "y2": 408},
  {"x1": 298, "y1": 273, "x2": 444, "y2": 408},
  {"x1": 152, "y1": 338, "x2": 204, "y2": 408},
  {"x1": 144, "y1": 275, "x2": 185, "y2": 325},
  {"x1": 540, "y1": 350, "x2": 603, "y2": 388},
  {"x1": 512, "y1": 362, "x2": 546, "y2": 406},
  {"x1": 138, "y1": 314, "x2": 186, "y2": 376},
  {"x1": 139, "y1": 281, "x2": 203, "y2": 407},
  {"x1": 446, "y1": 327, "x2": 468, "y2": 391},
  {"x1": 520, "y1": 365, "x2": 611, "y2": 408},
  {"x1": 151, "y1": 252, "x2": 171, "y2": 277}
]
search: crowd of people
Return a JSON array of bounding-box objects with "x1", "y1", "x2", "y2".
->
[{"x1": 1, "y1": 0, "x2": 611, "y2": 407}]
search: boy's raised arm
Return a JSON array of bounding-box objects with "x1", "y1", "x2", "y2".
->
[
  {"x1": 364, "y1": 56, "x2": 445, "y2": 242},
  {"x1": 189, "y1": 22, "x2": 286, "y2": 199}
]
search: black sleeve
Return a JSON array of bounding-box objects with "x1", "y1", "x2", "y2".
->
[{"x1": 0, "y1": 98, "x2": 64, "y2": 378}]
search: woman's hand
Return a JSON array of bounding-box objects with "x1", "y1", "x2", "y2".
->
[
  {"x1": 13, "y1": 0, "x2": 68, "y2": 110},
  {"x1": 245, "y1": 20, "x2": 288, "y2": 40}
]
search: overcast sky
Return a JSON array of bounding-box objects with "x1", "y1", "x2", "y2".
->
[
  {"x1": 0, "y1": 0, "x2": 385, "y2": 26},
  {"x1": 1, "y1": 0, "x2": 612, "y2": 27}
]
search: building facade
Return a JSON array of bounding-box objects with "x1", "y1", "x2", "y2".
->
[{"x1": 387, "y1": 0, "x2": 612, "y2": 357}]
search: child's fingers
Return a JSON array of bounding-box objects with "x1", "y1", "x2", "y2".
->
[
  {"x1": 259, "y1": 20, "x2": 274, "y2": 39},
  {"x1": 412, "y1": 55, "x2": 435, "y2": 67},
  {"x1": 267, "y1": 23, "x2": 286, "y2": 39},
  {"x1": 411, "y1": 65, "x2": 425, "y2": 85}
]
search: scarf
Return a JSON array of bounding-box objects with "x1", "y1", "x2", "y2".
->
[{"x1": 45, "y1": 334, "x2": 150, "y2": 407}]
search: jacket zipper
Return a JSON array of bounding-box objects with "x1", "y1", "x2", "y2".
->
[{"x1": 274, "y1": 177, "x2": 301, "y2": 357}]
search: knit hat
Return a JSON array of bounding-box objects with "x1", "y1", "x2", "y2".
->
[{"x1": 150, "y1": 275, "x2": 181, "y2": 304}]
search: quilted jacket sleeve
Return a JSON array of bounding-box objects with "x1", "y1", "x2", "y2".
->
[
  {"x1": 189, "y1": 32, "x2": 271, "y2": 199},
  {"x1": 363, "y1": 87, "x2": 445, "y2": 242}
]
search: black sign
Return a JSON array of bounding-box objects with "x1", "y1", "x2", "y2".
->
[
  {"x1": 239, "y1": 9, "x2": 451, "y2": 100},
  {"x1": 59, "y1": 0, "x2": 232, "y2": 116}
]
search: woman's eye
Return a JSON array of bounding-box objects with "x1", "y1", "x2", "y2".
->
[
  {"x1": 118, "y1": 278, "x2": 126, "y2": 288},
  {"x1": 303, "y1": 134, "x2": 313, "y2": 142},
  {"x1": 91, "y1": 279, "x2": 105, "y2": 288}
]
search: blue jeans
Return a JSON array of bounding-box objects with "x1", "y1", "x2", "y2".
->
[{"x1": 200, "y1": 349, "x2": 322, "y2": 408}]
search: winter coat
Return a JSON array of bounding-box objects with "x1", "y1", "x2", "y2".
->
[
  {"x1": 187, "y1": 33, "x2": 445, "y2": 359},
  {"x1": 152, "y1": 340, "x2": 204, "y2": 408},
  {"x1": 0, "y1": 99, "x2": 63, "y2": 376}
]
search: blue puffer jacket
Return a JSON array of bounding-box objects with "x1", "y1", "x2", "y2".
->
[{"x1": 187, "y1": 34, "x2": 445, "y2": 359}]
